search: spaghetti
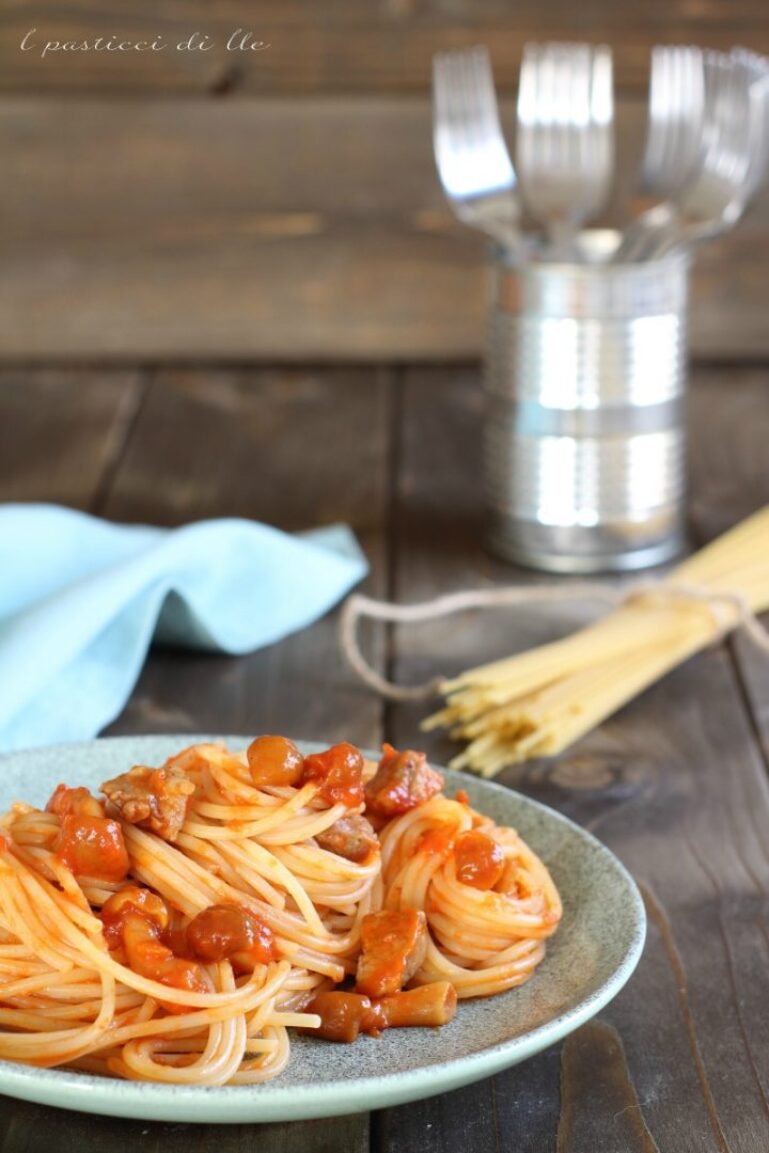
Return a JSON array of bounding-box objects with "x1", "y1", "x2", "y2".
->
[
  {"x1": 423, "y1": 505, "x2": 769, "y2": 775},
  {"x1": 0, "y1": 737, "x2": 561, "y2": 1085}
]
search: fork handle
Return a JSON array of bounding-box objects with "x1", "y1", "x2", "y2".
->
[
  {"x1": 452, "y1": 201, "x2": 521, "y2": 249},
  {"x1": 614, "y1": 206, "x2": 677, "y2": 262}
]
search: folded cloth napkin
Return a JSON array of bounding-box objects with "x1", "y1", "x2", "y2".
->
[{"x1": 0, "y1": 504, "x2": 368, "y2": 751}]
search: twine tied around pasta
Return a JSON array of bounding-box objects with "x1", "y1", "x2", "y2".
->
[
  {"x1": 340, "y1": 581, "x2": 769, "y2": 704},
  {"x1": 341, "y1": 508, "x2": 769, "y2": 775}
]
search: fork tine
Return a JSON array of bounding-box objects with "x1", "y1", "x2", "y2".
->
[
  {"x1": 587, "y1": 44, "x2": 613, "y2": 209},
  {"x1": 441, "y1": 54, "x2": 475, "y2": 164},
  {"x1": 451, "y1": 54, "x2": 480, "y2": 186},
  {"x1": 661, "y1": 47, "x2": 682, "y2": 189},
  {"x1": 641, "y1": 45, "x2": 703, "y2": 200},
  {"x1": 474, "y1": 49, "x2": 516, "y2": 189},
  {"x1": 432, "y1": 56, "x2": 456, "y2": 181},
  {"x1": 432, "y1": 56, "x2": 449, "y2": 152},
  {"x1": 516, "y1": 43, "x2": 540, "y2": 188},
  {"x1": 457, "y1": 49, "x2": 483, "y2": 163},
  {"x1": 466, "y1": 48, "x2": 515, "y2": 185},
  {"x1": 705, "y1": 52, "x2": 750, "y2": 171},
  {"x1": 640, "y1": 47, "x2": 661, "y2": 189},
  {"x1": 470, "y1": 46, "x2": 502, "y2": 134},
  {"x1": 539, "y1": 45, "x2": 556, "y2": 184},
  {"x1": 433, "y1": 53, "x2": 470, "y2": 198},
  {"x1": 642, "y1": 46, "x2": 671, "y2": 193},
  {"x1": 566, "y1": 48, "x2": 587, "y2": 179},
  {"x1": 738, "y1": 58, "x2": 769, "y2": 191},
  {"x1": 681, "y1": 47, "x2": 705, "y2": 182}
]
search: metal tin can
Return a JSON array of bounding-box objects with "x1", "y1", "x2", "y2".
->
[{"x1": 485, "y1": 233, "x2": 690, "y2": 572}]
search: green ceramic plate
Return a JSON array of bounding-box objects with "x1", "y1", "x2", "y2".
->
[{"x1": 0, "y1": 735, "x2": 645, "y2": 1123}]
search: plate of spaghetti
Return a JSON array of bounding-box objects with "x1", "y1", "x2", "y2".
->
[{"x1": 0, "y1": 734, "x2": 644, "y2": 1123}]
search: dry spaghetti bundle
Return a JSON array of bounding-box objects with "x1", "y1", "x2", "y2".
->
[
  {"x1": 423, "y1": 506, "x2": 769, "y2": 776},
  {"x1": 0, "y1": 738, "x2": 561, "y2": 1083}
]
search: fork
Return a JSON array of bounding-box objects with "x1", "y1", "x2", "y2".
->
[
  {"x1": 614, "y1": 45, "x2": 705, "y2": 261},
  {"x1": 732, "y1": 48, "x2": 769, "y2": 196},
  {"x1": 516, "y1": 42, "x2": 614, "y2": 255},
  {"x1": 640, "y1": 46, "x2": 705, "y2": 198},
  {"x1": 432, "y1": 46, "x2": 520, "y2": 248},
  {"x1": 646, "y1": 51, "x2": 762, "y2": 256}
]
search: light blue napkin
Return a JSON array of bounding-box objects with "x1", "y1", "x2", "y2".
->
[{"x1": 0, "y1": 504, "x2": 368, "y2": 751}]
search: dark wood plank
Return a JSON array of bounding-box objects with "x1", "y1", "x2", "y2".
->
[
  {"x1": 557, "y1": 1022, "x2": 660, "y2": 1153},
  {"x1": 0, "y1": 1103, "x2": 368, "y2": 1153},
  {"x1": 0, "y1": 367, "x2": 145, "y2": 506},
  {"x1": 378, "y1": 365, "x2": 769, "y2": 1153},
  {"x1": 375, "y1": 1046, "x2": 562, "y2": 1153},
  {"x1": 1, "y1": 1, "x2": 767, "y2": 95},
  {"x1": 688, "y1": 367, "x2": 769, "y2": 541},
  {"x1": 102, "y1": 366, "x2": 391, "y2": 746},
  {"x1": 1, "y1": 99, "x2": 768, "y2": 362},
  {"x1": 687, "y1": 366, "x2": 769, "y2": 771}
]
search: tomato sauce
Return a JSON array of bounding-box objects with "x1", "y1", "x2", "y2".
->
[
  {"x1": 47, "y1": 784, "x2": 102, "y2": 819},
  {"x1": 101, "y1": 887, "x2": 207, "y2": 1009},
  {"x1": 56, "y1": 814, "x2": 130, "y2": 883},
  {"x1": 305, "y1": 990, "x2": 383, "y2": 1042},
  {"x1": 364, "y1": 744, "x2": 444, "y2": 816},
  {"x1": 186, "y1": 903, "x2": 277, "y2": 964},
  {"x1": 453, "y1": 830, "x2": 505, "y2": 890},
  {"x1": 301, "y1": 743, "x2": 365, "y2": 807},
  {"x1": 417, "y1": 826, "x2": 456, "y2": 858},
  {"x1": 356, "y1": 908, "x2": 427, "y2": 999},
  {"x1": 306, "y1": 981, "x2": 457, "y2": 1042},
  {"x1": 247, "y1": 736, "x2": 304, "y2": 788}
]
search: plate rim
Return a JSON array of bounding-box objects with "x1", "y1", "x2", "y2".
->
[{"x1": 0, "y1": 734, "x2": 647, "y2": 1123}]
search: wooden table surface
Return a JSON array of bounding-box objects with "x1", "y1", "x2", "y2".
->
[{"x1": 1, "y1": 362, "x2": 768, "y2": 1152}]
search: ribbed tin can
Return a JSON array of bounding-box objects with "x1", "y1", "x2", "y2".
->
[{"x1": 485, "y1": 233, "x2": 690, "y2": 572}]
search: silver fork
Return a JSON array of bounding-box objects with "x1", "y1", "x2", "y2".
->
[
  {"x1": 516, "y1": 42, "x2": 614, "y2": 255},
  {"x1": 647, "y1": 51, "x2": 760, "y2": 256},
  {"x1": 432, "y1": 46, "x2": 520, "y2": 248},
  {"x1": 614, "y1": 45, "x2": 705, "y2": 260},
  {"x1": 732, "y1": 48, "x2": 769, "y2": 196},
  {"x1": 641, "y1": 46, "x2": 705, "y2": 198}
]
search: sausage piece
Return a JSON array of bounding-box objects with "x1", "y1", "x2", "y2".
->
[
  {"x1": 101, "y1": 764, "x2": 195, "y2": 842},
  {"x1": 356, "y1": 908, "x2": 428, "y2": 998},
  {"x1": 315, "y1": 814, "x2": 379, "y2": 864},
  {"x1": 364, "y1": 745, "x2": 444, "y2": 818},
  {"x1": 306, "y1": 982, "x2": 457, "y2": 1042}
]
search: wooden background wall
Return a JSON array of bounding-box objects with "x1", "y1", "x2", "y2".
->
[{"x1": 1, "y1": 1, "x2": 768, "y2": 364}]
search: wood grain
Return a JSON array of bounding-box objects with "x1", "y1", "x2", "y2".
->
[
  {"x1": 103, "y1": 366, "x2": 392, "y2": 749},
  {"x1": 687, "y1": 366, "x2": 769, "y2": 789},
  {"x1": 0, "y1": 367, "x2": 145, "y2": 505},
  {"x1": 1, "y1": 1, "x2": 767, "y2": 95},
  {"x1": 688, "y1": 366, "x2": 769, "y2": 542},
  {"x1": 2, "y1": 99, "x2": 768, "y2": 362},
  {"x1": 0, "y1": 1104, "x2": 369, "y2": 1153},
  {"x1": 557, "y1": 1022, "x2": 660, "y2": 1153}
]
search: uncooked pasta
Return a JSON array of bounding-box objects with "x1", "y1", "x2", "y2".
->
[{"x1": 424, "y1": 506, "x2": 769, "y2": 775}]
